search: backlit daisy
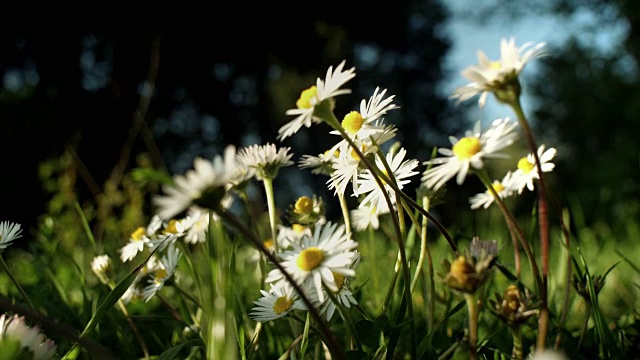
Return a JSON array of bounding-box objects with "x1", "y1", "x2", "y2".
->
[
  {"x1": 153, "y1": 145, "x2": 240, "y2": 220},
  {"x1": 119, "y1": 215, "x2": 165, "y2": 262},
  {"x1": 0, "y1": 221, "x2": 22, "y2": 250},
  {"x1": 265, "y1": 221, "x2": 358, "y2": 302},
  {"x1": 249, "y1": 281, "x2": 307, "y2": 322},
  {"x1": 330, "y1": 87, "x2": 398, "y2": 141},
  {"x1": 451, "y1": 37, "x2": 547, "y2": 108},
  {"x1": 422, "y1": 118, "x2": 518, "y2": 190},
  {"x1": 91, "y1": 254, "x2": 112, "y2": 284},
  {"x1": 469, "y1": 171, "x2": 515, "y2": 210},
  {"x1": 299, "y1": 148, "x2": 339, "y2": 176},
  {"x1": 351, "y1": 205, "x2": 388, "y2": 231},
  {"x1": 278, "y1": 60, "x2": 356, "y2": 140},
  {"x1": 237, "y1": 143, "x2": 294, "y2": 181},
  {"x1": 356, "y1": 147, "x2": 420, "y2": 214},
  {"x1": 318, "y1": 253, "x2": 360, "y2": 320},
  {"x1": 142, "y1": 244, "x2": 182, "y2": 302},
  {"x1": 511, "y1": 145, "x2": 556, "y2": 194}
]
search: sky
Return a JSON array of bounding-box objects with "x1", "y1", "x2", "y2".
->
[{"x1": 437, "y1": 0, "x2": 629, "y2": 125}]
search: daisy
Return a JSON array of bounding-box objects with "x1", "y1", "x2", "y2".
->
[
  {"x1": 328, "y1": 127, "x2": 397, "y2": 197},
  {"x1": 142, "y1": 244, "x2": 182, "y2": 302},
  {"x1": 184, "y1": 209, "x2": 210, "y2": 244},
  {"x1": 237, "y1": 143, "x2": 294, "y2": 181},
  {"x1": 0, "y1": 313, "x2": 57, "y2": 360},
  {"x1": 469, "y1": 171, "x2": 515, "y2": 210},
  {"x1": 356, "y1": 147, "x2": 420, "y2": 214},
  {"x1": 451, "y1": 37, "x2": 547, "y2": 108},
  {"x1": 422, "y1": 118, "x2": 518, "y2": 190},
  {"x1": 0, "y1": 220, "x2": 22, "y2": 250},
  {"x1": 278, "y1": 60, "x2": 356, "y2": 140},
  {"x1": 318, "y1": 253, "x2": 360, "y2": 320},
  {"x1": 119, "y1": 215, "x2": 165, "y2": 262},
  {"x1": 331, "y1": 87, "x2": 398, "y2": 142},
  {"x1": 276, "y1": 223, "x2": 312, "y2": 250},
  {"x1": 351, "y1": 205, "x2": 388, "y2": 231},
  {"x1": 511, "y1": 145, "x2": 557, "y2": 194},
  {"x1": 265, "y1": 221, "x2": 358, "y2": 302},
  {"x1": 299, "y1": 148, "x2": 339, "y2": 176},
  {"x1": 249, "y1": 281, "x2": 307, "y2": 322},
  {"x1": 153, "y1": 145, "x2": 240, "y2": 220}
]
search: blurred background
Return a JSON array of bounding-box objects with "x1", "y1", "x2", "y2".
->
[{"x1": 1, "y1": 0, "x2": 639, "y2": 241}]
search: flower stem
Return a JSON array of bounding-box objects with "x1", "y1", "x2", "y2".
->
[
  {"x1": 464, "y1": 293, "x2": 479, "y2": 360},
  {"x1": 508, "y1": 97, "x2": 550, "y2": 350},
  {"x1": 262, "y1": 176, "x2": 279, "y2": 253},
  {"x1": 338, "y1": 192, "x2": 352, "y2": 235},
  {"x1": 511, "y1": 325, "x2": 523, "y2": 360},
  {"x1": 0, "y1": 254, "x2": 34, "y2": 309}
]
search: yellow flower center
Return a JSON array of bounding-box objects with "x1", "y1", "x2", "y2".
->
[
  {"x1": 164, "y1": 220, "x2": 179, "y2": 234},
  {"x1": 263, "y1": 239, "x2": 274, "y2": 250},
  {"x1": 155, "y1": 268, "x2": 168, "y2": 282},
  {"x1": 350, "y1": 147, "x2": 360, "y2": 161},
  {"x1": 342, "y1": 111, "x2": 364, "y2": 134},
  {"x1": 449, "y1": 256, "x2": 475, "y2": 285},
  {"x1": 296, "y1": 86, "x2": 317, "y2": 109},
  {"x1": 131, "y1": 227, "x2": 146, "y2": 241},
  {"x1": 273, "y1": 296, "x2": 294, "y2": 315},
  {"x1": 452, "y1": 137, "x2": 481, "y2": 160},
  {"x1": 490, "y1": 61, "x2": 502, "y2": 70},
  {"x1": 297, "y1": 247, "x2": 324, "y2": 271},
  {"x1": 294, "y1": 196, "x2": 313, "y2": 215},
  {"x1": 502, "y1": 285, "x2": 522, "y2": 314},
  {"x1": 492, "y1": 181, "x2": 505, "y2": 193},
  {"x1": 332, "y1": 272, "x2": 345, "y2": 292},
  {"x1": 292, "y1": 224, "x2": 307, "y2": 234},
  {"x1": 517, "y1": 157, "x2": 535, "y2": 174}
]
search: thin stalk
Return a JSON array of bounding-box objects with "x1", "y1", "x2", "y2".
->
[
  {"x1": 475, "y1": 169, "x2": 543, "y2": 294},
  {"x1": 554, "y1": 209, "x2": 573, "y2": 350},
  {"x1": 0, "y1": 254, "x2": 34, "y2": 309},
  {"x1": 508, "y1": 96, "x2": 550, "y2": 349},
  {"x1": 262, "y1": 176, "x2": 279, "y2": 253},
  {"x1": 414, "y1": 195, "x2": 436, "y2": 330},
  {"x1": 464, "y1": 293, "x2": 479, "y2": 360},
  {"x1": 368, "y1": 226, "x2": 381, "y2": 307},
  {"x1": 110, "y1": 285, "x2": 150, "y2": 359},
  {"x1": 338, "y1": 193, "x2": 352, "y2": 235},
  {"x1": 511, "y1": 325, "x2": 523, "y2": 360},
  {"x1": 324, "y1": 285, "x2": 362, "y2": 351},
  {"x1": 216, "y1": 209, "x2": 343, "y2": 359},
  {"x1": 171, "y1": 282, "x2": 203, "y2": 309}
]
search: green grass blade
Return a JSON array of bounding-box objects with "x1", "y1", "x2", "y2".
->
[{"x1": 73, "y1": 201, "x2": 96, "y2": 252}]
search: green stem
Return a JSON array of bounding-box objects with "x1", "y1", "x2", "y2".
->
[
  {"x1": 325, "y1": 286, "x2": 362, "y2": 351},
  {"x1": 368, "y1": 226, "x2": 381, "y2": 307},
  {"x1": 338, "y1": 192, "x2": 352, "y2": 235},
  {"x1": 508, "y1": 97, "x2": 550, "y2": 350},
  {"x1": 0, "y1": 254, "x2": 34, "y2": 309},
  {"x1": 511, "y1": 325, "x2": 523, "y2": 360},
  {"x1": 464, "y1": 293, "x2": 479, "y2": 360},
  {"x1": 262, "y1": 176, "x2": 279, "y2": 253}
]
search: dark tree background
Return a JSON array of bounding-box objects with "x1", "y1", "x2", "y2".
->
[{"x1": 0, "y1": 2, "x2": 463, "y2": 234}]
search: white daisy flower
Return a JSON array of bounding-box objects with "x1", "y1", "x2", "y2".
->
[
  {"x1": 318, "y1": 254, "x2": 360, "y2": 321},
  {"x1": 249, "y1": 281, "x2": 307, "y2": 322},
  {"x1": 265, "y1": 221, "x2": 358, "y2": 302},
  {"x1": 276, "y1": 223, "x2": 312, "y2": 250},
  {"x1": 356, "y1": 147, "x2": 420, "y2": 214},
  {"x1": 0, "y1": 313, "x2": 57, "y2": 360},
  {"x1": 469, "y1": 171, "x2": 515, "y2": 210},
  {"x1": 142, "y1": 245, "x2": 182, "y2": 302},
  {"x1": 299, "y1": 148, "x2": 340, "y2": 176},
  {"x1": 331, "y1": 87, "x2": 398, "y2": 141},
  {"x1": 422, "y1": 118, "x2": 518, "y2": 190},
  {"x1": 278, "y1": 60, "x2": 356, "y2": 140},
  {"x1": 153, "y1": 145, "x2": 240, "y2": 220},
  {"x1": 351, "y1": 205, "x2": 388, "y2": 231},
  {"x1": 0, "y1": 221, "x2": 23, "y2": 250},
  {"x1": 119, "y1": 227, "x2": 152, "y2": 263},
  {"x1": 184, "y1": 209, "x2": 210, "y2": 244},
  {"x1": 328, "y1": 127, "x2": 397, "y2": 197},
  {"x1": 511, "y1": 145, "x2": 557, "y2": 194},
  {"x1": 451, "y1": 37, "x2": 547, "y2": 108},
  {"x1": 120, "y1": 285, "x2": 142, "y2": 304},
  {"x1": 237, "y1": 143, "x2": 294, "y2": 181}
]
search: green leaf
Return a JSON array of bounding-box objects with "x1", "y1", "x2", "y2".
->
[{"x1": 158, "y1": 340, "x2": 201, "y2": 360}]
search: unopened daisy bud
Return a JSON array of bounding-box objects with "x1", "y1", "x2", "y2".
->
[
  {"x1": 443, "y1": 237, "x2": 498, "y2": 294},
  {"x1": 91, "y1": 255, "x2": 113, "y2": 284},
  {"x1": 489, "y1": 284, "x2": 538, "y2": 327},
  {"x1": 444, "y1": 256, "x2": 478, "y2": 293},
  {"x1": 287, "y1": 195, "x2": 325, "y2": 225}
]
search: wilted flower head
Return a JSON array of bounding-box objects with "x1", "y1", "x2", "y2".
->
[
  {"x1": 488, "y1": 284, "x2": 539, "y2": 327},
  {"x1": 451, "y1": 37, "x2": 547, "y2": 108},
  {"x1": 443, "y1": 237, "x2": 498, "y2": 294},
  {"x1": 0, "y1": 313, "x2": 57, "y2": 359}
]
